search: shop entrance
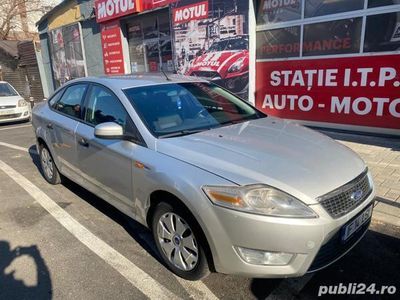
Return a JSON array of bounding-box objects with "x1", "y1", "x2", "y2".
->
[{"x1": 127, "y1": 9, "x2": 173, "y2": 73}]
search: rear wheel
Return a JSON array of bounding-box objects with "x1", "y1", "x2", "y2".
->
[
  {"x1": 152, "y1": 202, "x2": 210, "y2": 280},
  {"x1": 39, "y1": 145, "x2": 61, "y2": 185}
]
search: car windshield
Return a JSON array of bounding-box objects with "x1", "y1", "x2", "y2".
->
[
  {"x1": 124, "y1": 82, "x2": 265, "y2": 138},
  {"x1": 207, "y1": 38, "x2": 248, "y2": 52},
  {"x1": 0, "y1": 83, "x2": 18, "y2": 97}
]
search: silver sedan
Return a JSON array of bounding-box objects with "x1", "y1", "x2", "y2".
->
[{"x1": 32, "y1": 74, "x2": 375, "y2": 280}]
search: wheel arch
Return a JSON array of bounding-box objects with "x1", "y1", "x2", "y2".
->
[{"x1": 146, "y1": 189, "x2": 216, "y2": 272}]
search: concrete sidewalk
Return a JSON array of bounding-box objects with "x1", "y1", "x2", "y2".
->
[{"x1": 321, "y1": 130, "x2": 400, "y2": 227}]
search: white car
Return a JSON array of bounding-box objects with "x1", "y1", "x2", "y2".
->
[{"x1": 0, "y1": 81, "x2": 31, "y2": 124}]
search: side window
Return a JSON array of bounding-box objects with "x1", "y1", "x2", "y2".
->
[
  {"x1": 85, "y1": 85, "x2": 128, "y2": 127},
  {"x1": 54, "y1": 84, "x2": 87, "y2": 119},
  {"x1": 49, "y1": 89, "x2": 64, "y2": 107}
]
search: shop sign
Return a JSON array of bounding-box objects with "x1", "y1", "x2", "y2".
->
[
  {"x1": 172, "y1": 1, "x2": 208, "y2": 24},
  {"x1": 95, "y1": 0, "x2": 141, "y2": 23},
  {"x1": 100, "y1": 21, "x2": 125, "y2": 75},
  {"x1": 255, "y1": 55, "x2": 400, "y2": 130},
  {"x1": 142, "y1": 0, "x2": 178, "y2": 10}
]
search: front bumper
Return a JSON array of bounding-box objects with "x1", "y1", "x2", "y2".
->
[
  {"x1": 202, "y1": 191, "x2": 375, "y2": 277},
  {"x1": 0, "y1": 106, "x2": 31, "y2": 124}
]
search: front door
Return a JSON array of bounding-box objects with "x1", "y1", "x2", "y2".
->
[{"x1": 75, "y1": 84, "x2": 136, "y2": 215}]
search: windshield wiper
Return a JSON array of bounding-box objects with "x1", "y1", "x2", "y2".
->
[
  {"x1": 220, "y1": 114, "x2": 264, "y2": 126},
  {"x1": 158, "y1": 128, "x2": 211, "y2": 139}
]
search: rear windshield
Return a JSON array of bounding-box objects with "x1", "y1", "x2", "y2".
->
[
  {"x1": 0, "y1": 83, "x2": 18, "y2": 97},
  {"x1": 124, "y1": 82, "x2": 265, "y2": 138}
]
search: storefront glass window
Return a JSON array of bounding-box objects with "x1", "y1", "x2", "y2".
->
[
  {"x1": 368, "y1": 0, "x2": 400, "y2": 8},
  {"x1": 49, "y1": 23, "x2": 85, "y2": 88},
  {"x1": 127, "y1": 9, "x2": 173, "y2": 73},
  {"x1": 364, "y1": 12, "x2": 400, "y2": 52},
  {"x1": 305, "y1": 0, "x2": 364, "y2": 18},
  {"x1": 257, "y1": 0, "x2": 302, "y2": 25},
  {"x1": 128, "y1": 22, "x2": 146, "y2": 73},
  {"x1": 303, "y1": 18, "x2": 362, "y2": 56},
  {"x1": 256, "y1": 26, "x2": 300, "y2": 59}
]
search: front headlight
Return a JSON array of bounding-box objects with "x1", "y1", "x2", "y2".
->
[
  {"x1": 18, "y1": 99, "x2": 28, "y2": 107},
  {"x1": 203, "y1": 184, "x2": 317, "y2": 218},
  {"x1": 228, "y1": 57, "x2": 245, "y2": 73}
]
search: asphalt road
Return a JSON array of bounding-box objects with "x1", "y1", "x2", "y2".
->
[{"x1": 0, "y1": 122, "x2": 399, "y2": 300}]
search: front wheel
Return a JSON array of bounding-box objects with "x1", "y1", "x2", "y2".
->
[{"x1": 152, "y1": 202, "x2": 210, "y2": 280}]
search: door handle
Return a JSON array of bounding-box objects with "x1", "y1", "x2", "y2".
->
[
  {"x1": 46, "y1": 123, "x2": 53, "y2": 129},
  {"x1": 78, "y1": 138, "x2": 89, "y2": 148}
]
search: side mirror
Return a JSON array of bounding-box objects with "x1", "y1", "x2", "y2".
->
[{"x1": 94, "y1": 122, "x2": 124, "y2": 139}]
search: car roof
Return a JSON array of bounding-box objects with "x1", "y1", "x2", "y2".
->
[{"x1": 71, "y1": 73, "x2": 208, "y2": 90}]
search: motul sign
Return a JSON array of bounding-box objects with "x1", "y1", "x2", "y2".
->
[
  {"x1": 95, "y1": 0, "x2": 141, "y2": 23},
  {"x1": 173, "y1": 1, "x2": 208, "y2": 24}
]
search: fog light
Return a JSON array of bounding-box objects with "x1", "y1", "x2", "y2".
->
[
  {"x1": 236, "y1": 247, "x2": 294, "y2": 265},
  {"x1": 23, "y1": 111, "x2": 28, "y2": 116}
]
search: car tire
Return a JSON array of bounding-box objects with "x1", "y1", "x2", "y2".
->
[
  {"x1": 151, "y1": 202, "x2": 210, "y2": 281},
  {"x1": 39, "y1": 145, "x2": 61, "y2": 185}
]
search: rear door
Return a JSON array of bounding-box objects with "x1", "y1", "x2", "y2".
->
[
  {"x1": 47, "y1": 83, "x2": 88, "y2": 180},
  {"x1": 75, "y1": 84, "x2": 141, "y2": 215}
]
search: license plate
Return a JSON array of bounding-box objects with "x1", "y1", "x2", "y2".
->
[
  {"x1": 0, "y1": 109, "x2": 14, "y2": 116},
  {"x1": 341, "y1": 205, "x2": 373, "y2": 242}
]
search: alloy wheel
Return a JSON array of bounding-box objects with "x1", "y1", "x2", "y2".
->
[{"x1": 157, "y1": 212, "x2": 199, "y2": 271}]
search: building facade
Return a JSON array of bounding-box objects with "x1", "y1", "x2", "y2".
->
[
  {"x1": 37, "y1": 0, "x2": 400, "y2": 135},
  {"x1": 0, "y1": 40, "x2": 45, "y2": 103}
]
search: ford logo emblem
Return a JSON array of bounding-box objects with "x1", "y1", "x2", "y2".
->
[{"x1": 351, "y1": 189, "x2": 364, "y2": 202}]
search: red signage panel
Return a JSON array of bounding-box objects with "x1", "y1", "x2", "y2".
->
[
  {"x1": 95, "y1": 0, "x2": 141, "y2": 23},
  {"x1": 141, "y1": 0, "x2": 178, "y2": 11},
  {"x1": 255, "y1": 55, "x2": 400, "y2": 130},
  {"x1": 172, "y1": 1, "x2": 208, "y2": 24},
  {"x1": 100, "y1": 21, "x2": 125, "y2": 75}
]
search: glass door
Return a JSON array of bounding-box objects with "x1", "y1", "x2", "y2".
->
[{"x1": 127, "y1": 9, "x2": 173, "y2": 73}]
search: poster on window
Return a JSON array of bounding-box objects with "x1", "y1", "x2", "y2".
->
[
  {"x1": 171, "y1": 0, "x2": 249, "y2": 99},
  {"x1": 255, "y1": 54, "x2": 400, "y2": 130},
  {"x1": 49, "y1": 24, "x2": 86, "y2": 88}
]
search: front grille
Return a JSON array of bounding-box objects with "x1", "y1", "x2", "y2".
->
[
  {"x1": 318, "y1": 170, "x2": 372, "y2": 218},
  {"x1": 0, "y1": 113, "x2": 21, "y2": 120},
  {"x1": 0, "y1": 105, "x2": 16, "y2": 109},
  {"x1": 308, "y1": 206, "x2": 372, "y2": 272}
]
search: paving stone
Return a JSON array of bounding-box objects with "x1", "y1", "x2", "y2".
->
[
  {"x1": 385, "y1": 189, "x2": 400, "y2": 201},
  {"x1": 375, "y1": 186, "x2": 390, "y2": 198},
  {"x1": 374, "y1": 201, "x2": 400, "y2": 218}
]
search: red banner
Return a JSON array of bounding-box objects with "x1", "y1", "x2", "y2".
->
[
  {"x1": 172, "y1": 1, "x2": 208, "y2": 24},
  {"x1": 100, "y1": 21, "x2": 125, "y2": 75},
  {"x1": 95, "y1": 0, "x2": 141, "y2": 23},
  {"x1": 255, "y1": 55, "x2": 400, "y2": 130}
]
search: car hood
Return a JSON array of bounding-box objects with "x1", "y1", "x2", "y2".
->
[
  {"x1": 156, "y1": 117, "x2": 366, "y2": 204},
  {"x1": 0, "y1": 95, "x2": 22, "y2": 106}
]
